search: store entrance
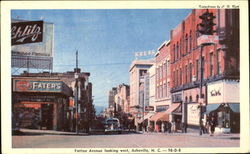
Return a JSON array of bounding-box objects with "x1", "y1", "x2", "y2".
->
[{"x1": 41, "y1": 104, "x2": 53, "y2": 130}]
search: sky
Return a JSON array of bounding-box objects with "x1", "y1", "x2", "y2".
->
[{"x1": 11, "y1": 9, "x2": 191, "y2": 109}]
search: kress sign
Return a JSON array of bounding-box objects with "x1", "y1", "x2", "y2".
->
[{"x1": 11, "y1": 20, "x2": 43, "y2": 45}]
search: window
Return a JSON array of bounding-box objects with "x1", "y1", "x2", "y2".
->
[
  {"x1": 173, "y1": 71, "x2": 175, "y2": 87},
  {"x1": 167, "y1": 82, "x2": 170, "y2": 97},
  {"x1": 190, "y1": 63, "x2": 192, "y2": 82},
  {"x1": 201, "y1": 57, "x2": 204, "y2": 80},
  {"x1": 180, "y1": 68, "x2": 182, "y2": 85},
  {"x1": 163, "y1": 83, "x2": 166, "y2": 98},
  {"x1": 185, "y1": 65, "x2": 188, "y2": 83},
  {"x1": 173, "y1": 45, "x2": 176, "y2": 61},
  {"x1": 163, "y1": 63, "x2": 166, "y2": 78},
  {"x1": 185, "y1": 34, "x2": 188, "y2": 54},
  {"x1": 167, "y1": 60, "x2": 170, "y2": 76},
  {"x1": 217, "y1": 50, "x2": 221, "y2": 74},
  {"x1": 210, "y1": 52, "x2": 214, "y2": 76},
  {"x1": 177, "y1": 42, "x2": 179, "y2": 59},
  {"x1": 189, "y1": 31, "x2": 192, "y2": 52},
  {"x1": 176, "y1": 69, "x2": 179, "y2": 86},
  {"x1": 196, "y1": 59, "x2": 199, "y2": 80},
  {"x1": 180, "y1": 39, "x2": 182, "y2": 57}
]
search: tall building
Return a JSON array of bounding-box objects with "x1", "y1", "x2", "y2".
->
[
  {"x1": 170, "y1": 9, "x2": 239, "y2": 133},
  {"x1": 149, "y1": 40, "x2": 172, "y2": 132},
  {"x1": 129, "y1": 59, "x2": 154, "y2": 129}
]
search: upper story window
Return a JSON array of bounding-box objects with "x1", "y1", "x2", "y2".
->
[
  {"x1": 185, "y1": 65, "x2": 188, "y2": 83},
  {"x1": 173, "y1": 44, "x2": 176, "y2": 61},
  {"x1": 189, "y1": 31, "x2": 192, "y2": 52},
  {"x1": 167, "y1": 60, "x2": 170, "y2": 76},
  {"x1": 196, "y1": 59, "x2": 199, "y2": 80},
  {"x1": 210, "y1": 52, "x2": 214, "y2": 77},
  {"x1": 180, "y1": 68, "x2": 182, "y2": 85},
  {"x1": 189, "y1": 63, "x2": 192, "y2": 82},
  {"x1": 216, "y1": 50, "x2": 221, "y2": 75},
  {"x1": 177, "y1": 42, "x2": 179, "y2": 59},
  {"x1": 185, "y1": 34, "x2": 188, "y2": 54},
  {"x1": 179, "y1": 39, "x2": 182, "y2": 57}
]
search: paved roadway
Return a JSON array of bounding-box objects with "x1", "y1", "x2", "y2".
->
[{"x1": 12, "y1": 132, "x2": 239, "y2": 148}]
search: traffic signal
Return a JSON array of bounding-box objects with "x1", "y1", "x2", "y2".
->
[{"x1": 198, "y1": 10, "x2": 216, "y2": 35}]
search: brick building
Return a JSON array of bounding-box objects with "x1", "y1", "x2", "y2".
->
[{"x1": 170, "y1": 9, "x2": 239, "y2": 133}]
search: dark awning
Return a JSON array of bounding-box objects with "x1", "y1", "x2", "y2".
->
[
  {"x1": 229, "y1": 103, "x2": 240, "y2": 113},
  {"x1": 205, "y1": 104, "x2": 220, "y2": 114}
]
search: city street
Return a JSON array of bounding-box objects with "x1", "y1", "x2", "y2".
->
[{"x1": 12, "y1": 132, "x2": 239, "y2": 148}]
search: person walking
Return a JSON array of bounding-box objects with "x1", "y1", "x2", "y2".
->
[{"x1": 209, "y1": 116, "x2": 217, "y2": 136}]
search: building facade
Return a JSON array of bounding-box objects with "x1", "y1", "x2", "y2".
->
[
  {"x1": 170, "y1": 9, "x2": 239, "y2": 133},
  {"x1": 129, "y1": 59, "x2": 154, "y2": 129},
  {"x1": 12, "y1": 68, "x2": 94, "y2": 133}
]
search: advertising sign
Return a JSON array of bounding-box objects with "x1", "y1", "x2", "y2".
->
[
  {"x1": 187, "y1": 103, "x2": 200, "y2": 126},
  {"x1": 11, "y1": 20, "x2": 54, "y2": 70},
  {"x1": 11, "y1": 21, "x2": 43, "y2": 45},
  {"x1": 197, "y1": 35, "x2": 219, "y2": 46},
  {"x1": 13, "y1": 79, "x2": 63, "y2": 93}
]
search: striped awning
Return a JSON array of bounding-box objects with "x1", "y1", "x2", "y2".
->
[
  {"x1": 150, "y1": 112, "x2": 169, "y2": 122},
  {"x1": 166, "y1": 103, "x2": 181, "y2": 114},
  {"x1": 137, "y1": 112, "x2": 155, "y2": 124}
]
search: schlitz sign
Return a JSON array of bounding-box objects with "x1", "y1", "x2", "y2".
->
[{"x1": 11, "y1": 20, "x2": 43, "y2": 45}]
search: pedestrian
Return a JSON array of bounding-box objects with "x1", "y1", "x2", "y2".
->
[
  {"x1": 172, "y1": 121, "x2": 176, "y2": 133},
  {"x1": 209, "y1": 116, "x2": 217, "y2": 136},
  {"x1": 168, "y1": 121, "x2": 172, "y2": 133}
]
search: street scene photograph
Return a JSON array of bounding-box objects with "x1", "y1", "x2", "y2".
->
[{"x1": 1, "y1": 1, "x2": 249, "y2": 153}]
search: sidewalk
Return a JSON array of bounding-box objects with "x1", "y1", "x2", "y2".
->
[
  {"x1": 139, "y1": 129, "x2": 240, "y2": 140},
  {"x1": 15, "y1": 128, "x2": 88, "y2": 136}
]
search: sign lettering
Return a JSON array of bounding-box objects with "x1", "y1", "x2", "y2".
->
[{"x1": 11, "y1": 21, "x2": 43, "y2": 45}]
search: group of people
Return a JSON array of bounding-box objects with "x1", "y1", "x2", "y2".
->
[
  {"x1": 146, "y1": 115, "x2": 217, "y2": 136},
  {"x1": 201, "y1": 115, "x2": 217, "y2": 136}
]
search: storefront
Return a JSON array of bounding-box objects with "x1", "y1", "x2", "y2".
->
[
  {"x1": 207, "y1": 80, "x2": 240, "y2": 133},
  {"x1": 12, "y1": 77, "x2": 73, "y2": 131}
]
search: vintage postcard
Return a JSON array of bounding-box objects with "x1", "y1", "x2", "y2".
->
[{"x1": 1, "y1": 0, "x2": 249, "y2": 154}]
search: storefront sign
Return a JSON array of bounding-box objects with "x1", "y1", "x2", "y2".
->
[
  {"x1": 14, "y1": 79, "x2": 63, "y2": 93},
  {"x1": 145, "y1": 106, "x2": 154, "y2": 112},
  {"x1": 197, "y1": 35, "x2": 218, "y2": 46},
  {"x1": 11, "y1": 21, "x2": 43, "y2": 45},
  {"x1": 172, "y1": 93, "x2": 182, "y2": 103},
  {"x1": 187, "y1": 103, "x2": 200, "y2": 126}
]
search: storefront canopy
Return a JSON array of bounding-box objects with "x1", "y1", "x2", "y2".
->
[
  {"x1": 205, "y1": 104, "x2": 221, "y2": 114},
  {"x1": 166, "y1": 103, "x2": 181, "y2": 114},
  {"x1": 137, "y1": 112, "x2": 155, "y2": 124},
  {"x1": 150, "y1": 112, "x2": 169, "y2": 122},
  {"x1": 229, "y1": 103, "x2": 240, "y2": 113}
]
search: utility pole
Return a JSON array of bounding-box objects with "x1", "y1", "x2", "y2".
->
[
  {"x1": 75, "y1": 50, "x2": 79, "y2": 134},
  {"x1": 197, "y1": 9, "x2": 216, "y2": 135}
]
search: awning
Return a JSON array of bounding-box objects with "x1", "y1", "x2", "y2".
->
[
  {"x1": 137, "y1": 112, "x2": 155, "y2": 124},
  {"x1": 150, "y1": 112, "x2": 169, "y2": 122},
  {"x1": 229, "y1": 103, "x2": 240, "y2": 113},
  {"x1": 205, "y1": 104, "x2": 220, "y2": 114},
  {"x1": 166, "y1": 103, "x2": 181, "y2": 114}
]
